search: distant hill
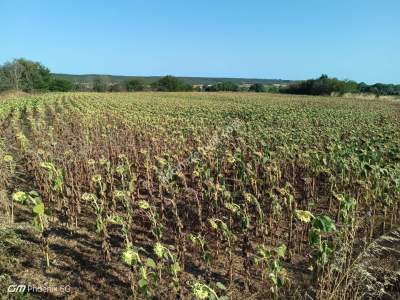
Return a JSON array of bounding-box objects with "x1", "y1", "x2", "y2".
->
[{"x1": 53, "y1": 73, "x2": 292, "y2": 86}]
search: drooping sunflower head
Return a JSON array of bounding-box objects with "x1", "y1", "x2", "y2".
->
[
  {"x1": 3, "y1": 154, "x2": 13, "y2": 163},
  {"x1": 12, "y1": 191, "x2": 28, "y2": 203},
  {"x1": 91, "y1": 174, "x2": 102, "y2": 183}
]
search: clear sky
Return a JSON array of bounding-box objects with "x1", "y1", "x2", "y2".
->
[{"x1": 1, "y1": 0, "x2": 399, "y2": 83}]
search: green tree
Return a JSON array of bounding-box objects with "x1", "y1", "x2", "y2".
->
[
  {"x1": 281, "y1": 75, "x2": 361, "y2": 96},
  {"x1": 249, "y1": 83, "x2": 266, "y2": 93},
  {"x1": 49, "y1": 78, "x2": 74, "y2": 92},
  {"x1": 151, "y1": 75, "x2": 193, "y2": 92},
  {"x1": 93, "y1": 77, "x2": 108, "y2": 92},
  {"x1": 125, "y1": 79, "x2": 144, "y2": 91},
  {"x1": 0, "y1": 58, "x2": 51, "y2": 92},
  {"x1": 205, "y1": 82, "x2": 239, "y2": 92}
]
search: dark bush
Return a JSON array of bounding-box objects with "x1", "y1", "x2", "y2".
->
[
  {"x1": 205, "y1": 81, "x2": 239, "y2": 92},
  {"x1": 125, "y1": 79, "x2": 144, "y2": 91},
  {"x1": 249, "y1": 83, "x2": 266, "y2": 92},
  {"x1": 281, "y1": 75, "x2": 360, "y2": 96}
]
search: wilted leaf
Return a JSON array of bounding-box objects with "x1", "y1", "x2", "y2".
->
[
  {"x1": 32, "y1": 201, "x2": 45, "y2": 216},
  {"x1": 276, "y1": 244, "x2": 287, "y2": 258},
  {"x1": 146, "y1": 258, "x2": 157, "y2": 269},
  {"x1": 216, "y1": 281, "x2": 226, "y2": 290},
  {"x1": 313, "y1": 215, "x2": 336, "y2": 233}
]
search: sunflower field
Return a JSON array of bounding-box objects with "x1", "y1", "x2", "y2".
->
[{"x1": 0, "y1": 92, "x2": 399, "y2": 299}]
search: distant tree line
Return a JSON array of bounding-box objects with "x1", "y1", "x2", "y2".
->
[
  {"x1": 358, "y1": 82, "x2": 400, "y2": 96},
  {"x1": 205, "y1": 82, "x2": 239, "y2": 92},
  {"x1": 0, "y1": 58, "x2": 291, "y2": 94},
  {"x1": 90, "y1": 75, "x2": 194, "y2": 92},
  {"x1": 1, "y1": 59, "x2": 399, "y2": 96},
  {"x1": 0, "y1": 59, "x2": 193, "y2": 93},
  {"x1": 281, "y1": 74, "x2": 400, "y2": 97}
]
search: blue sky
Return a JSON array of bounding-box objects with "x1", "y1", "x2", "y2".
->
[{"x1": 1, "y1": 0, "x2": 399, "y2": 83}]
